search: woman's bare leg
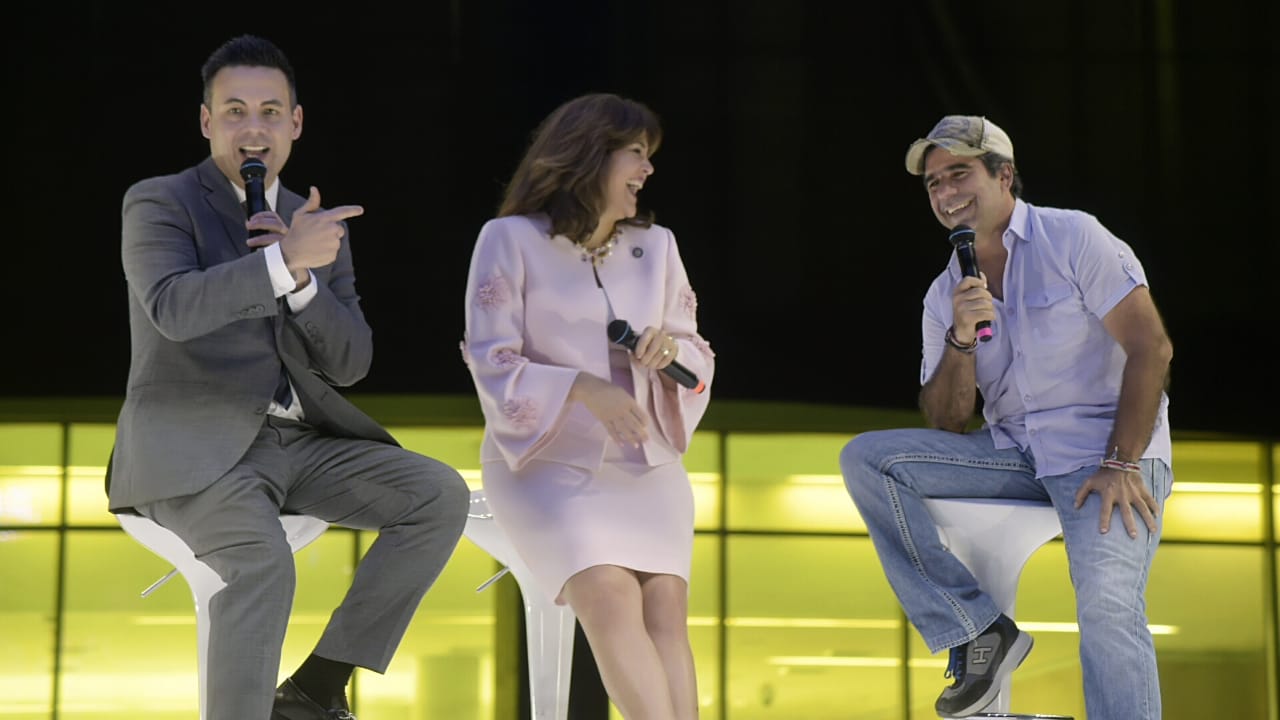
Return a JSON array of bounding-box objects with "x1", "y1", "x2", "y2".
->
[
  {"x1": 639, "y1": 573, "x2": 698, "y2": 719},
  {"x1": 561, "y1": 565, "x2": 676, "y2": 720}
]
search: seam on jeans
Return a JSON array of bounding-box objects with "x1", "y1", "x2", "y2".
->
[
  {"x1": 1134, "y1": 458, "x2": 1164, "y2": 717},
  {"x1": 1128, "y1": 526, "x2": 1159, "y2": 718},
  {"x1": 883, "y1": 473, "x2": 979, "y2": 647},
  {"x1": 879, "y1": 452, "x2": 1029, "y2": 475}
]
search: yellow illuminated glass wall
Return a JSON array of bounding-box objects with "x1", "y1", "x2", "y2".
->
[{"x1": 1, "y1": 415, "x2": 1276, "y2": 719}]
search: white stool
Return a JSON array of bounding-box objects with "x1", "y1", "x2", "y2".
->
[
  {"x1": 921, "y1": 498, "x2": 1065, "y2": 719},
  {"x1": 116, "y1": 511, "x2": 330, "y2": 720},
  {"x1": 463, "y1": 489, "x2": 576, "y2": 720}
]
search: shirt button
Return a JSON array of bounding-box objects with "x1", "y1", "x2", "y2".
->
[
  {"x1": 1029, "y1": 428, "x2": 1038, "y2": 436},
  {"x1": 1124, "y1": 262, "x2": 1135, "y2": 270},
  {"x1": 1023, "y1": 394, "x2": 1033, "y2": 402}
]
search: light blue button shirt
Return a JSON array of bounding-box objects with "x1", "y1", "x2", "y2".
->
[{"x1": 920, "y1": 199, "x2": 1172, "y2": 478}]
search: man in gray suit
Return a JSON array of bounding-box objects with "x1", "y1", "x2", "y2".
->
[{"x1": 107, "y1": 34, "x2": 469, "y2": 720}]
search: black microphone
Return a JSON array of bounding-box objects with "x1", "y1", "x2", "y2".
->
[
  {"x1": 239, "y1": 158, "x2": 268, "y2": 238},
  {"x1": 947, "y1": 224, "x2": 993, "y2": 342},
  {"x1": 607, "y1": 319, "x2": 706, "y2": 394}
]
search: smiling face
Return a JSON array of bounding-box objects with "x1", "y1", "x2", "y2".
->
[
  {"x1": 200, "y1": 65, "x2": 302, "y2": 189},
  {"x1": 599, "y1": 136, "x2": 655, "y2": 228},
  {"x1": 922, "y1": 148, "x2": 1015, "y2": 234}
]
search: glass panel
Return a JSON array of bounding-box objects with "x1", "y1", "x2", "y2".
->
[
  {"x1": 8, "y1": 417, "x2": 1280, "y2": 718},
  {"x1": 68, "y1": 424, "x2": 118, "y2": 526},
  {"x1": 60, "y1": 529, "x2": 200, "y2": 718},
  {"x1": 351, "y1": 529, "x2": 496, "y2": 719},
  {"x1": 689, "y1": 533, "x2": 722, "y2": 717},
  {"x1": 0, "y1": 423, "x2": 63, "y2": 526},
  {"x1": 687, "y1": 430, "x2": 722, "y2": 531},
  {"x1": 904, "y1": 543, "x2": 1270, "y2": 717},
  {"x1": 1151, "y1": 545, "x2": 1268, "y2": 718},
  {"x1": 904, "y1": 527, "x2": 1270, "y2": 717},
  {"x1": 725, "y1": 535, "x2": 903, "y2": 719},
  {"x1": 1273, "y1": 443, "x2": 1279, "y2": 541},
  {"x1": 1164, "y1": 441, "x2": 1264, "y2": 542},
  {"x1": 725, "y1": 433, "x2": 862, "y2": 533},
  {"x1": 0, "y1": 529, "x2": 58, "y2": 718},
  {"x1": 60, "y1": 527, "x2": 358, "y2": 718},
  {"x1": 385, "y1": 427, "x2": 484, "y2": 490},
  {"x1": 281, "y1": 530, "x2": 360, "y2": 682}
]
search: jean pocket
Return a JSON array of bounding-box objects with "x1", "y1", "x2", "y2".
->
[{"x1": 1144, "y1": 459, "x2": 1173, "y2": 501}]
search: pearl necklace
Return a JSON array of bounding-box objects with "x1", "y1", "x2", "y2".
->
[{"x1": 580, "y1": 230, "x2": 620, "y2": 265}]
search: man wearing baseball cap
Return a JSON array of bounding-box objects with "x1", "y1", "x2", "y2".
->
[{"x1": 840, "y1": 115, "x2": 1174, "y2": 718}]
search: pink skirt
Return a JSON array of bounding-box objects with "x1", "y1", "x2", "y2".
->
[{"x1": 481, "y1": 349, "x2": 694, "y2": 605}]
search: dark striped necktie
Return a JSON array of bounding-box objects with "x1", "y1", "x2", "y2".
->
[{"x1": 274, "y1": 370, "x2": 293, "y2": 408}]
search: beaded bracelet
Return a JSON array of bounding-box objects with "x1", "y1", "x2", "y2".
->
[{"x1": 944, "y1": 326, "x2": 978, "y2": 354}]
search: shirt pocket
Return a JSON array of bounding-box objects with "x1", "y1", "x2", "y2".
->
[{"x1": 1023, "y1": 280, "x2": 1087, "y2": 349}]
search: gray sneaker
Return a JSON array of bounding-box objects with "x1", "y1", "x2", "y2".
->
[{"x1": 935, "y1": 614, "x2": 1033, "y2": 718}]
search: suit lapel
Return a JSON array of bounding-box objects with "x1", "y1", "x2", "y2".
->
[
  {"x1": 198, "y1": 158, "x2": 307, "y2": 261},
  {"x1": 275, "y1": 185, "x2": 301, "y2": 225},
  {"x1": 197, "y1": 158, "x2": 253, "y2": 259}
]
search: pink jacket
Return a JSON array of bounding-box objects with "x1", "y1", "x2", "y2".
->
[{"x1": 462, "y1": 214, "x2": 715, "y2": 472}]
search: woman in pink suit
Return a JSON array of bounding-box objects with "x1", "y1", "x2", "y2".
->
[{"x1": 462, "y1": 93, "x2": 714, "y2": 719}]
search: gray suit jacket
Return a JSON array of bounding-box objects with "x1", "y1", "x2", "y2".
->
[{"x1": 109, "y1": 157, "x2": 396, "y2": 512}]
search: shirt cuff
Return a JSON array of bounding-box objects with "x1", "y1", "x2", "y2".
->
[
  {"x1": 287, "y1": 271, "x2": 318, "y2": 312},
  {"x1": 263, "y1": 243, "x2": 318, "y2": 311}
]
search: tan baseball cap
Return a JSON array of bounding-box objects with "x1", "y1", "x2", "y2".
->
[{"x1": 904, "y1": 115, "x2": 1015, "y2": 175}]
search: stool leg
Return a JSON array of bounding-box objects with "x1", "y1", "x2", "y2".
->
[
  {"x1": 164, "y1": 562, "x2": 225, "y2": 720},
  {"x1": 931, "y1": 502, "x2": 1059, "y2": 712},
  {"x1": 942, "y1": 546, "x2": 1029, "y2": 714},
  {"x1": 193, "y1": 586, "x2": 211, "y2": 720},
  {"x1": 512, "y1": 568, "x2": 575, "y2": 720},
  {"x1": 183, "y1": 562, "x2": 226, "y2": 720},
  {"x1": 549, "y1": 605, "x2": 575, "y2": 720}
]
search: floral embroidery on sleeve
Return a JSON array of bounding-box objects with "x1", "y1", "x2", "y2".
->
[
  {"x1": 502, "y1": 397, "x2": 537, "y2": 429},
  {"x1": 491, "y1": 347, "x2": 527, "y2": 369},
  {"x1": 679, "y1": 285, "x2": 698, "y2": 319},
  {"x1": 475, "y1": 274, "x2": 512, "y2": 310}
]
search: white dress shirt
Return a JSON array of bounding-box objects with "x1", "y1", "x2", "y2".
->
[{"x1": 231, "y1": 177, "x2": 313, "y2": 421}]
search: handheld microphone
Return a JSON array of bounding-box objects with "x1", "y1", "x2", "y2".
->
[
  {"x1": 607, "y1": 319, "x2": 706, "y2": 394},
  {"x1": 239, "y1": 158, "x2": 268, "y2": 238},
  {"x1": 947, "y1": 224, "x2": 993, "y2": 342}
]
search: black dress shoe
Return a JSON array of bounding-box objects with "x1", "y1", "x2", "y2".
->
[{"x1": 271, "y1": 678, "x2": 356, "y2": 720}]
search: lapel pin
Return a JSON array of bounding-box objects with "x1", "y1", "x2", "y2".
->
[{"x1": 631, "y1": 246, "x2": 644, "y2": 258}]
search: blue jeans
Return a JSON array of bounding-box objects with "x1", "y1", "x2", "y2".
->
[{"x1": 840, "y1": 428, "x2": 1171, "y2": 720}]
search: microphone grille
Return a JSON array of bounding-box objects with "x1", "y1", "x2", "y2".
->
[
  {"x1": 947, "y1": 224, "x2": 975, "y2": 248},
  {"x1": 606, "y1": 319, "x2": 631, "y2": 343},
  {"x1": 239, "y1": 158, "x2": 267, "y2": 181}
]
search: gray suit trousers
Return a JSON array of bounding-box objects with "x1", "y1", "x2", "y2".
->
[{"x1": 139, "y1": 415, "x2": 468, "y2": 720}]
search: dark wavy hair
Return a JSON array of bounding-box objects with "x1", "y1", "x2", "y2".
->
[
  {"x1": 980, "y1": 152, "x2": 1023, "y2": 198},
  {"x1": 921, "y1": 145, "x2": 1024, "y2": 198},
  {"x1": 201, "y1": 34, "x2": 298, "y2": 108},
  {"x1": 499, "y1": 93, "x2": 663, "y2": 245}
]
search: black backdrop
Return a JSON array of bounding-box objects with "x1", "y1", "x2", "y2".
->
[{"x1": 7, "y1": 1, "x2": 1277, "y2": 436}]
